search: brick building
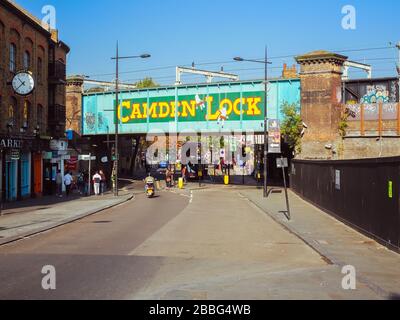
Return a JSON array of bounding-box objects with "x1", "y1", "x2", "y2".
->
[{"x1": 0, "y1": 0, "x2": 69, "y2": 201}]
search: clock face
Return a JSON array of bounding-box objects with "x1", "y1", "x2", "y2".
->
[{"x1": 12, "y1": 72, "x2": 35, "y2": 96}]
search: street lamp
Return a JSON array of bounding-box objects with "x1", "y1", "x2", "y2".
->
[
  {"x1": 111, "y1": 42, "x2": 151, "y2": 196},
  {"x1": 234, "y1": 46, "x2": 272, "y2": 198}
]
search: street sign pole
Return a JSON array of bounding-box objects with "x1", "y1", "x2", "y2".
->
[
  {"x1": 280, "y1": 156, "x2": 291, "y2": 220},
  {"x1": 88, "y1": 153, "x2": 92, "y2": 196}
]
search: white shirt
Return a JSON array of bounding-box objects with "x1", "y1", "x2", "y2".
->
[
  {"x1": 63, "y1": 174, "x2": 73, "y2": 186},
  {"x1": 93, "y1": 173, "x2": 102, "y2": 183}
]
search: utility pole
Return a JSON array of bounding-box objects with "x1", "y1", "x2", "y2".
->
[
  {"x1": 233, "y1": 47, "x2": 272, "y2": 198},
  {"x1": 263, "y1": 46, "x2": 268, "y2": 198},
  {"x1": 396, "y1": 42, "x2": 400, "y2": 103},
  {"x1": 110, "y1": 44, "x2": 150, "y2": 196},
  {"x1": 114, "y1": 42, "x2": 120, "y2": 196}
]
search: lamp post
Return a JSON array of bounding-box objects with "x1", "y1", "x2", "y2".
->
[
  {"x1": 234, "y1": 46, "x2": 272, "y2": 198},
  {"x1": 111, "y1": 42, "x2": 150, "y2": 196}
]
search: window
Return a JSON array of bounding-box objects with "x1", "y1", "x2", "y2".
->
[
  {"x1": 23, "y1": 100, "x2": 30, "y2": 129},
  {"x1": 37, "y1": 57, "x2": 42, "y2": 83},
  {"x1": 8, "y1": 97, "x2": 17, "y2": 128},
  {"x1": 23, "y1": 51, "x2": 30, "y2": 70},
  {"x1": 10, "y1": 43, "x2": 16, "y2": 72},
  {"x1": 37, "y1": 104, "x2": 44, "y2": 132}
]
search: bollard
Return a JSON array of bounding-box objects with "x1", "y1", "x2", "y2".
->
[
  {"x1": 178, "y1": 177, "x2": 184, "y2": 189},
  {"x1": 224, "y1": 175, "x2": 229, "y2": 185},
  {"x1": 156, "y1": 180, "x2": 161, "y2": 190}
]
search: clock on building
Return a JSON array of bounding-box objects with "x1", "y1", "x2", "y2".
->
[{"x1": 11, "y1": 71, "x2": 35, "y2": 96}]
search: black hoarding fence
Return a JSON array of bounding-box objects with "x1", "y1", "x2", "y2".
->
[{"x1": 291, "y1": 157, "x2": 400, "y2": 252}]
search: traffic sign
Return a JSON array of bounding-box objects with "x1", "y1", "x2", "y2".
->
[
  {"x1": 79, "y1": 155, "x2": 96, "y2": 161},
  {"x1": 276, "y1": 157, "x2": 288, "y2": 168}
]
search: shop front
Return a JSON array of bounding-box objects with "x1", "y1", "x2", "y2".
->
[{"x1": 0, "y1": 135, "x2": 47, "y2": 202}]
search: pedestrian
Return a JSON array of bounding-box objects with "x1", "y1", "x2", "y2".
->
[
  {"x1": 56, "y1": 170, "x2": 63, "y2": 197},
  {"x1": 83, "y1": 171, "x2": 89, "y2": 196},
  {"x1": 77, "y1": 171, "x2": 84, "y2": 195},
  {"x1": 63, "y1": 171, "x2": 73, "y2": 197},
  {"x1": 92, "y1": 171, "x2": 102, "y2": 196},
  {"x1": 182, "y1": 165, "x2": 187, "y2": 184},
  {"x1": 99, "y1": 170, "x2": 107, "y2": 195},
  {"x1": 165, "y1": 167, "x2": 171, "y2": 188}
]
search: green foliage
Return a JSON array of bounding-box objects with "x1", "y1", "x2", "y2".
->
[
  {"x1": 338, "y1": 107, "x2": 351, "y2": 137},
  {"x1": 135, "y1": 77, "x2": 159, "y2": 89},
  {"x1": 280, "y1": 102, "x2": 302, "y2": 153}
]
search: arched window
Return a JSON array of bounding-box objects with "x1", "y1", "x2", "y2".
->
[
  {"x1": 8, "y1": 97, "x2": 17, "y2": 128},
  {"x1": 37, "y1": 104, "x2": 44, "y2": 132},
  {"x1": 9, "y1": 43, "x2": 16, "y2": 72},
  {"x1": 23, "y1": 100, "x2": 30, "y2": 129},
  {"x1": 37, "y1": 57, "x2": 43, "y2": 83},
  {"x1": 23, "y1": 51, "x2": 30, "y2": 70}
]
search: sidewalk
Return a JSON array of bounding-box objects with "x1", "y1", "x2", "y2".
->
[
  {"x1": 0, "y1": 181, "x2": 138, "y2": 246},
  {"x1": 238, "y1": 187, "x2": 400, "y2": 299}
]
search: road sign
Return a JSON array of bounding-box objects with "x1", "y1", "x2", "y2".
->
[
  {"x1": 268, "y1": 119, "x2": 281, "y2": 154},
  {"x1": 79, "y1": 155, "x2": 96, "y2": 161},
  {"x1": 276, "y1": 157, "x2": 288, "y2": 168}
]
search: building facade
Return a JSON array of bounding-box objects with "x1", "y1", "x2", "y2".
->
[{"x1": 0, "y1": 0, "x2": 69, "y2": 201}]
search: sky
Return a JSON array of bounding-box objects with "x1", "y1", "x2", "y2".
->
[{"x1": 13, "y1": 0, "x2": 400, "y2": 85}]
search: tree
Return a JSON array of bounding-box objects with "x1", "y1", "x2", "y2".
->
[
  {"x1": 280, "y1": 102, "x2": 303, "y2": 154},
  {"x1": 135, "y1": 77, "x2": 159, "y2": 89}
]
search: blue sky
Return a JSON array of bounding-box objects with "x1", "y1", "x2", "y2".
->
[{"x1": 14, "y1": 0, "x2": 400, "y2": 85}]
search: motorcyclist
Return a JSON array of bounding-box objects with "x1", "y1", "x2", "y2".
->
[{"x1": 144, "y1": 173, "x2": 155, "y2": 194}]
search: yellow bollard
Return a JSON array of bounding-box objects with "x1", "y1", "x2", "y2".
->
[
  {"x1": 224, "y1": 175, "x2": 229, "y2": 185},
  {"x1": 178, "y1": 177, "x2": 184, "y2": 189}
]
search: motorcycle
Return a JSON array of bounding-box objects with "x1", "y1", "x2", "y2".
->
[{"x1": 145, "y1": 182, "x2": 155, "y2": 198}]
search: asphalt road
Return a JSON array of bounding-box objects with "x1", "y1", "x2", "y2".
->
[
  {"x1": 0, "y1": 185, "x2": 382, "y2": 300},
  {"x1": 0, "y1": 190, "x2": 189, "y2": 300}
]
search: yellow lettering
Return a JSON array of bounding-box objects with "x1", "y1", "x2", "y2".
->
[
  {"x1": 233, "y1": 98, "x2": 244, "y2": 115},
  {"x1": 158, "y1": 102, "x2": 170, "y2": 118},
  {"x1": 181, "y1": 100, "x2": 195, "y2": 118},
  {"x1": 118, "y1": 101, "x2": 131, "y2": 123},
  {"x1": 130, "y1": 103, "x2": 143, "y2": 119},
  {"x1": 246, "y1": 97, "x2": 262, "y2": 116},
  {"x1": 220, "y1": 98, "x2": 233, "y2": 115},
  {"x1": 149, "y1": 102, "x2": 158, "y2": 118},
  {"x1": 170, "y1": 101, "x2": 181, "y2": 117},
  {"x1": 206, "y1": 96, "x2": 219, "y2": 120}
]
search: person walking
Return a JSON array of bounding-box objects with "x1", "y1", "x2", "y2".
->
[
  {"x1": 165, "y1": 167, "x2": 171, "y2": 188},
  {"x1": 92, "y1": 171, "x2": 102, "y2": 196},
  {"x1": 99, "y1": 170, "x2": 107, "y2": 195},
  {"x1": 63, "y1": 171, "x2": 73, "y2": 197},
  {"x1": 181, "y1": 165, "x2": 187, "y2": 184},
  {"x1": 56, "y1": 170, "x2": 63, "y2": 197},
  {"x1": 77, "y1": 171, "x2": 84, "y2": 195}
]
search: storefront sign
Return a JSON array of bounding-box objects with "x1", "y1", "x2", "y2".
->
[
  {"x1": 66, "y1": 156, "x2": 78, "y2": 171},
  {"x1": 0, "y1": 138, "x2": 22, "y2": 149},
  {"x1": 268, "y1": 119, "x2": 281, "y2": 154},
  {"x1": 50, "y1": 140, "x2": 68, "y2": 151},
  {"x1": 10, "y1": 149, "x2": 20, "y2": 160}
]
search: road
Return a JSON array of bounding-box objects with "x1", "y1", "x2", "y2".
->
[{"x1": 0, "y1": 186, "x2": 381, "y2": 300}]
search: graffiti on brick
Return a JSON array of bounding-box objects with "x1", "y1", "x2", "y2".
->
[{"x1": 346, "y1": 103, "x2": 398, "y2": 121}]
